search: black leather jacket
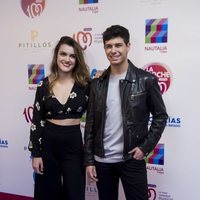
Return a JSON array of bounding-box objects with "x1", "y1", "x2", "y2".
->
[{"x1": 84, "y1": 60, "x2": 168, "y2": 166}]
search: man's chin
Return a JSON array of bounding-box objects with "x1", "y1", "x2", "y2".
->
[{"x1": 110, "y1": 61, "x2": 121, "y2": 65}]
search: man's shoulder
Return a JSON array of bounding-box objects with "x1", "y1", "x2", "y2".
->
[
  {"x1": 134, "y1": 66, "x2": 156, "y2": 80},
  {"x1": 91, "y1": 67, "x2": 109, "y2": 83},
  {"x1": 89, "y1": 78, "x2": 99, "y2": 89},
  {"x1": 128, "y1": 62, "x2": 155, "y2": 80}
]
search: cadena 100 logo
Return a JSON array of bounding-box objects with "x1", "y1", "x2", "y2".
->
[
  {"x1": 21, "y1": 0, "x2": 45, "y2": 18},
  {"x1": 148, "y1": 184, "x2": 157, "y2": 200},
  {"x1": 143, "y1": 63, "x2": 172, "y2": 94},
  {"x1": 23, "y1": 106, "x2": 33, "y2": 123},
  {"x1": 73, "y1": 28, "x2": 93, "y2": 50}
]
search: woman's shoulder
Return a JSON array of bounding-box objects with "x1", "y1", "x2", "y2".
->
[
  {"x1": 36, "y1": 77, "x2": 49, "y2": 91},
  {"x1": 42, "y1": 76, "x2": 49, "y2": 84}
]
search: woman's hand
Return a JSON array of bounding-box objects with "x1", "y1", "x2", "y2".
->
[
  {"x1": 86, "y1": 165, "x2": 98, "y2": 184},
  {"x1": 32, "y1": 157, "x2": 44, "y2": 175}
]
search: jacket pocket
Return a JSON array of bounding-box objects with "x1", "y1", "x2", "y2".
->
[
  {"x1": 129, "y1": 91, "x2": 147, "y2": 105},
  {"x1": 126, "y1": 123, "x2": 148, "y2": 150}
]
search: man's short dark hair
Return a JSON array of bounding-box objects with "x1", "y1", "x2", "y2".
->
[{"x1": 102, "y1": 25, "x2": 130, "y2": 45}]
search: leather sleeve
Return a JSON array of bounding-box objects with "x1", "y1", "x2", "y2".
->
[
  {"x1": 139, "y1": 75, "x2": 168, "y2": 155},
  {"x1": 83, "y1": 79, "x2": 97, "y2": 166}
]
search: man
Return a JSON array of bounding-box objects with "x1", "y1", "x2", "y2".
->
[{"x1": 84, "y1": 25, "x2": 168, "y2": 200}]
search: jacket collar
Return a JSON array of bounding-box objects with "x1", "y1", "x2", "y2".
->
[
  {"x1": 125, "y1": 60, "x2": 137, "y2": 83},
  {"x1": 99, "y1": 59, "x2": 137, "y2": 83}
]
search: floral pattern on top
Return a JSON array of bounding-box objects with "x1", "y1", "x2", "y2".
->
[
  {"x1": 35, "y1": 102, "x2": 40, "y2": 111},
  {"x1": 77, "y1": 107, "x2": 82, "y2": 112},
  {"x1": 66, "y1": 107, "x2": 71, "y2": 112},
  {"x1": 31, "y1": 123, "x2": 36, "y2": 131},
  {"x1": 58, "y1": 110, "x2": 63, "y2": 114},
  {"x1": 28, "y1": 77, "x2": 90, "y2": 157},
  {"x1": 85, "y1": 95, "x2": 89, "y2": 101},
  {"x1": 69, "y1": 92, "x2": 77, "y2": 99},
  {"x1": 40, "y1": 120, "x2": 45, "y2": 127}
]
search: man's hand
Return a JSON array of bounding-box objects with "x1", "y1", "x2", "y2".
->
[
  {"x1": 32, "y1": 157, "x2": 44, "y2": 175},
  {"x1": 86, "y1": 165, "x2": 98, "y2": 183},
  {"x1": 93, "y1": 70, "x2": 105, "y2": 78},
  {"x1": 128, "y1": 147, "x2": 145, "y2": 160}
]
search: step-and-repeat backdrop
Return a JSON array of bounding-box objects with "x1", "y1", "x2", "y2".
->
[{"x1": 0, "y1": 1, "x2": 199, "y2": 199}]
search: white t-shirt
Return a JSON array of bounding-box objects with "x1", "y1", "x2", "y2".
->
[{"x1": 95, "y1": 71, "x2": 126, "y2": 163}]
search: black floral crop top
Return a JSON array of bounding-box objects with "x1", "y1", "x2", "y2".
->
[{"x1": 28, "y1": 77, "x2": 89, "y2": 157}]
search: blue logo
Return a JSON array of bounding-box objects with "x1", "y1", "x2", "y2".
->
[
  {"x1": 90, "y1": 68, "x2": 97, "y2": 78},
  {"x1": 0, "y1": 139, "x2": 8, "y2": 148},
  {"x1": 149, "y1": 116, "x2": 181, "y2": 128}
]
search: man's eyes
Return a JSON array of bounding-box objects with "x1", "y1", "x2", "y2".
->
[
  {"x1": 115, "y1": 44, "x2": 123, "y2": 48},
  {"x1": 105, "y1": 44, "x2": 123, "y2": 49}
]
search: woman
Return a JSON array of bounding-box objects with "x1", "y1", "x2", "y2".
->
[{"x1": 28, "y1": 36, "x2": 91, "y2": 200}]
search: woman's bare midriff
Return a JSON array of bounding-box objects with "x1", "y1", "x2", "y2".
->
[{"x1": 47, "y1": 118, "x2": 81, "y2": 126}]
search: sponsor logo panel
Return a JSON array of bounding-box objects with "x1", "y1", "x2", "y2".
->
[
  {"x1": 145, "y1": 18, "x2": 168, "y2": 44},
  {"x1": 143, "y1": 62, "x2": 172, "y2": 94},
  {"x1": 73, "y1": 28, "x2": 93, "y2": 50},
  {"x1": 145, "y1": 144, "x2": 164, "y2": 165},
  {"x1": 145, "y1": 18, "x2": 168, "y2": 53},
  {"x1": 21, "y1": 0, "x2": 45, "y2": 18},
  {"x1": 79, "y1": 0, "x2": 98, "y2": 4},
  {"x1": 18, "y1": 31, "x2": 52, "y2": 52},
  {"x1": 148, "y1": 184, "x2": 174, "y2": 200},
  {"x1": 78, "y1": 0, "x2": 99, "y2": 13},
  {"x1": 0, "y1": 138, "x2": 8, "y2": 148},
  {"x1": 28, "y1": 64, "x2": 45, "y2": 85}
]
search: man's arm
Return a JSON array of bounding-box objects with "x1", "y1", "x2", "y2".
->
[
  {"x1": 139, "y1": 76, "x2": 168, "y2": 155},
  {"x1": 84, "y1": 80, "x2": 96, "y2": 166}
]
